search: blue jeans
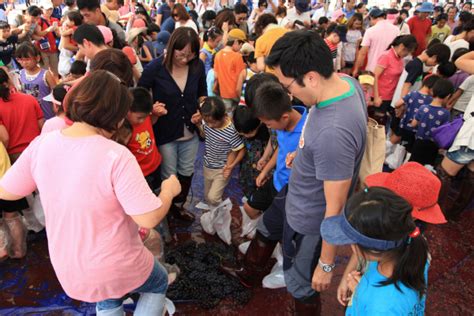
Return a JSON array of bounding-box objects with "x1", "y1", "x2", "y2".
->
[
  {"x1": 159, "y1": 134, "x2": 199, "y2": 179},
  {"x1": 446, "y1": 146, "x2": 474, "y2": 165},
  {"x1": 96, "y1": 259, "x2": 168, "y2": 316}
]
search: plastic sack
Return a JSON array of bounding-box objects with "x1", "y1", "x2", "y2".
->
[
  {"x1": 164, "y1": 297, "x2": 176, "y2": 316},
  {"x1": 238, "y1": 240, "x2": 250, "y2": 254},
  {"x1": 24, "y1": 194, "x2": 45, "y2": 232},
  {"x1": 385, "y1": 144, "x2": 406, "y2": 170},
  {"x1": 199, "y1": 198, "x2": 233, "y2": 245},
  {"x1": 240, "y1": 205, "x2": 259, "y2": 239},
  {"x1": 262, "y1": 243, "x2": 285, "y2": 289}
]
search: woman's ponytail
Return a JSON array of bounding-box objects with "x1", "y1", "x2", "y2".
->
[{"x1": 387, "y1": 34, "x2": 418, "y2": 52}]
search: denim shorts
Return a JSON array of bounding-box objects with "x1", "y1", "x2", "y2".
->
[
  {"x1": 96, "y1": 259, "x2": 168, "y2": 311},
  {"x1": 446, "y1": 146, "x2": 474, "y2": 165}
]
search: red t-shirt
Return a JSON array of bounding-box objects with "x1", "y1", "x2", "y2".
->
[
  {"x1": 408, "y1": 16, "x2": 432, "y2": 56},
  {"x1": 127, "y1": 116, "x2": 161, "y2": 176},
  {"x1": 36, "y1": 17, "x2": 60, "y2": 54},
  {"x1": 376, "y1": 48, "x2": 404, "y2": 101},
  {"x1": 0, "y1": 93, "x2": 43, "y2": 154}
]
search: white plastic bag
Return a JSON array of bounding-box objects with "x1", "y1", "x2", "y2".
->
[
  {"x1": 262, "y1": 243, "x2": 286, "y2": 289},
  {"x1": 199, "y1": 198, "x2": 233, "y2": 245},
  {"x1": 24, "y1": 194, "x2": 45, "y2": 232},
  {"x1": 385, "y1": 144, "x2": 407, "y2": 170},
  {"x1": 238, "y1": 240, "x2": 250, "y2": 254},
  {"x1": 240, "y1": 205, "x2": 259, "y2": 239}
]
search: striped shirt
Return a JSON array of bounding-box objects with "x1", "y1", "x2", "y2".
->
[{"x1": 203, "y1": 119, "x2": 244, "y2": 169}]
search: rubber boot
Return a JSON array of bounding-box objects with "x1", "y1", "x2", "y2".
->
[
  {"x1": 4, "y1": 213, "x2": 27, "y2": 259},
  {"x1": 221, "y1": 231, "x2": 278, "y2": 287},
  {"x1": 0, "y1": 218, "x2": 9, "y2": 261},
  {"x1": 436, "y1": 164, "x2": 454, "y2": 217},
  {"x1": 170, "y1": 174, "x2": 195, "y2": 222},
  {"x1": 447, "y1": 169, "x2": 474, "y2": 220},
  {"x1": 294, "y1": 295, "x2": 321, "y2": 316}
]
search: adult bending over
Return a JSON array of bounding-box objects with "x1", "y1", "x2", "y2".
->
[{"x1": 0, "y1": 70, "x2": 181, "y2": 315}]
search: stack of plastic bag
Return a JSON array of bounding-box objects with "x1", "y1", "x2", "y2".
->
[
  {"x1": 240, "y1": 197, "x2": 259, "y2": 239},
  {"x1": 198, "y1": 198, "x2": 233, "y2": 245}
]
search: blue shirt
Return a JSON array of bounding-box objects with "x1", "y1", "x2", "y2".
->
[
  {"x1": 157, "y1": 4, "x2": 172, "y2": 22},
  {"x1": 399, "y1": 91, "x2": 433, "y2": 132},
  {"x1": 274, "y1": 106, "x2": 307, "y2": 192},
  {"x1": 346, "y1": 261, "x2": 428, "y2": 316},
  {"x1": 161, "y1": 17, "x2": 175, "y2": 34},
  {"x1": 138, "y1": 56, "x2": 207, "y2": 145},
  {"x1": 414, "y1": 104, "x2": 450, "y2": 141}
]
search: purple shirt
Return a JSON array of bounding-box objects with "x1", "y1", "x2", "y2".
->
[
  {"x1": 414, "y1": 105, "x2": 450, "y2": 141},
  {"x1": 20, "y1": 69, "x2": 53, "y2": 120}
]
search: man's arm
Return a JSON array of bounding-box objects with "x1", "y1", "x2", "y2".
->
[{"x1": 352, "y1": 46, "x2": 368, "y2": 77}]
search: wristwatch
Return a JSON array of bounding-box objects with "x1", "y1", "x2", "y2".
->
[{"x1": 318, "y1": 259, "x2": 336, "y2": 273}]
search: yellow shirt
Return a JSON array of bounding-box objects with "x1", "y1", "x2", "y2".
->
[
  {"x1": 0, "y1": 142, "x2": 11, "y2": 178},
  {"x1": 255, "y1": 26, "x2": 288, "y2": 73},
  {"x1": 430, "y1": 25, "x2": 451, "y2": 43}
]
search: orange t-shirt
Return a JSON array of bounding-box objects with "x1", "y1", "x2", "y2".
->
[
  {"x1": 255, "y1": 26, "x2": 288, "y2": 73},
  {"x1": 127, "y1": 116, "x2": 161, "y2": 176},
  {"x1": 214, "y1": 49, "x2": 246, "y2": 99}
]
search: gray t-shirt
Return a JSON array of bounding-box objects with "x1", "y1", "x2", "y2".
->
[{"x1": 285, "y1": 76, "x2": 367, "y2": 236}]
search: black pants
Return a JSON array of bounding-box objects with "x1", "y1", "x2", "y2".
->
[
  {"x1": 410, "y1": 139, "x2": 439, "y2": 166},
  {"x1": 0, "y1": 198, "x2": 29, "y2": 218}
]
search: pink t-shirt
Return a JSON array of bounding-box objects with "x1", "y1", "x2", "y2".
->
[
  {"x1": 361, "y1": 20, "x2": 400, "y2": 73},
  {"x1": 41, "y1": 116, "x2": 68, "y2": 134},
  {"x1": 376, "y1": 48, "x2": 404, "y2": 101},
  {"x1": 0, "y1": 131, "x2": 162, "y2": 302}
]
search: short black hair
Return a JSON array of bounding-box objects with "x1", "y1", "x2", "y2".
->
[
  {"x1": 436, "y1": 13, "x2": 448, "y2": 22},
  {"x1": 399, "y1": 9, "x2": 409, "y2": 16},
  {"x1": 200, "y1": 97, "x2": 226, "y2": 121},
  {"x1": 0, "y1": 21, "x2": 10, "y2": 30},
  {"x1": 244, "y1": 72, "x2": 279, "y2": 107},
  {"x1": 73, "y1": 23, "x2": 105, "y2": 46},
  {"x1": 77, "y1": 0, "x2": 100, "y2": 11},
  {"x1": 233, "y1": 105, "x2": 261, "y2": 134},
  {"x1": 458, "y1": 11, "x2": 472, "y2": 24},
  {"x1": 318, "y1": 16, "x2": 329, "y2": 25},
  {"x1": 402, "y1": 1, "x2": 412, "y2": 9},
  {"x1": 434, "y1": 6, "x2": 444, "y2": 13},
  {"x1": 147, "y1": 23, "x2": 160, "y2": 35},
  {"x1": 266, "y1": 30, "x2": 334, "y2": 84},
  {"x1": 27, "y1": 5, "x2": 43, "y2": 17},
  {"x1": 426, "y1": 43, "x2": 450, "y2": 65},
  {"x1": 15, "y1": 42, "x2": 40, "y2": 58},
  {"x1": 437, "y1": 62, "x2": 457, "y2": 78},
  {"x1": 66, "y1": 10, "x2": 84, "y2": 26},
  {"x1": 253, "y1": 81, "x2": 292, "y2": 120},
  {"x1": 130, "y1": 87, "x2": 153, "y2": 113},
  {"x1": 463, "y1": 19, "x2": 474, "y2": 32},
  {"x1": 432, "y1": 78, "x2": 454, "y2": 98},
  {"x1": 452, "y1": 47, "x2": 469, "y2": 63},
  {"x1": 234, "y1": 3, "x2": 249, "y2": 15},
  {"x1": 422, "y1": 74, "x2": 440, "y2": 89},
  {"x1": 65, "y1": 0, "x2": 76, "y2": 6},
  {"x1": 70, "y1": 60, "x2": 87, "y2": 75}
]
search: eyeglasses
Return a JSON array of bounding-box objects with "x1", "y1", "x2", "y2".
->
[
  {"x1": 282, "y1": 78, "x2": 297, "y2": 93},
  {"x1": 175, "y1": 50, "x2": 196, "y2": 60}
]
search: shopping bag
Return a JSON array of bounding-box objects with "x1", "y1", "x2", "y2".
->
[
  {"x1": 358, "y1": 118, "x2": 386, "y2": 188},
  {"x1": 240, "y1": 205, "x2": 259, "y2": 239},
  {"x1": 385, "y1": 144, "x2": 407, "y2": 170},
  {"x1": 199, "y1": 198, "x2": 233, "y2": 245},
  {"x1": 432, "y1": 117, "x2": 464, "y2": 149}
]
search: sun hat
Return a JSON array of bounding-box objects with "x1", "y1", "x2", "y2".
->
[
  {"x1": 97, "y1": 25, "x2": 113, "y2": 45},
  {"x1": 228, "y1": 28, "x2": 246, "y2": 42},
  {"x1": 132, "y1": 18, "x2": 147, "y2": 29},
  {"x1": 365, "y1": 162, "x2": 446, "y2": 224},
  {"x1": 321, "y1": 208, "x2": 406, "y2": 251},
  {"x1": 359, "y1": 74, "x2": 375, "y2": 86},
  {"x1": 418, "y1": 2, "x2": 434, "y2": 13},
  {"x1": 127, "y1": 27, "x2": 147, "y2": 45},
  {"x1": 332, "y1": 9, "x2": 345, "y2": 21}
]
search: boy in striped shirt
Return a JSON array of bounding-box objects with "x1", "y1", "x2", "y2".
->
[{"x1": 192, "y1": 97, "x2": 246, "y2": 207}]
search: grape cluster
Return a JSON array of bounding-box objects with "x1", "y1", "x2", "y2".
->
[{"x1": 165, "y1": 241, "x2": 251, "y2": 309}]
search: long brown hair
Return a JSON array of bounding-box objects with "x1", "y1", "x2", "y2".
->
[
  {"x1": 66, "y1": 70, "x2": 132, "y2": 133},
  {"x1": 347, "y1": 12, "x2": 364, "y2": 31},
  {"x1": 163, "y1": 27, "x2": 201, "y2": 73},
  {"x1": 173, "y1": 3, "x2": 190, "y2": 21},
  {"x1": 90, "y1": 49, "x2": 134, "y2": 87}
]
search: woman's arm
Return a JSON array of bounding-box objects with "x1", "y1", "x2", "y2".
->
[
  {"x1": 139, "y1": 45, "x2": 153, "y2": 63},
  {"x1": 455, "y1": 51, "x2": 474, "y2": 74},
  {"x1": 235, "y1": 68, "x2": 246, "y2": 99},
  {"x1": 373, "y1": 65, "x2": 385, "y2": 107}
]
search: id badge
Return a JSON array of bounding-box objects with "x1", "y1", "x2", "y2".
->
[{"x1": 39, "y1": 38, "x2": 50, "y2": 51}]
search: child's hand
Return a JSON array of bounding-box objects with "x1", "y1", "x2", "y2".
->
[
  {"x1": 152, "y1": 102, "x2": 167, "y2": 117},
  {"x1": 395, "y1": 104, "x2": 405, "y2": 118},
  {"x1": 61, "y1": 27, "x2": 73, "y2": 36},
  {"x1": 374, "y1": 96, "x2": 383, "y2": 107},
  {"x1": 337, "y1": 273, "x2": 351, "y2": 306},
  {"x1": 256, "y1": 157, "x2": 268, "y2": 171},
  {"x1": 222, "y1": 21, "x2": 229, "y2": 33},
  {"x1": 256, "y1": 170, "x2": 268, "y2": 187},
  {"x1": 223, "y1": 165, "x2": 233, "y2": 179},
  {"x1": 346, "y1": 270, "x2": 361, "y2": 293},
  {"x1": 191, "y1": 111, "x2": 202, "y2": 125},
  {"x1": 285, "y1": 151, "x2": 296, "y2": 169}
]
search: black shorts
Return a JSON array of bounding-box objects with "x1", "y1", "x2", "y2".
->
[
  {"x1": 410, "y1": 139, "x2": 439, "y2": 166},
  {"x1": 399, "y1": 128, "x2": 416, "y2": 152},
  {"x1": 0, "y1": 198, "x2": 29, "y2": 216},
  {"x1": 247, "y1": 179, "x2": 278, "y2": 212}
]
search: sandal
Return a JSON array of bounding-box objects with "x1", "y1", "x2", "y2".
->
[{"x1": 4, "y1": 214, "x2": 27, "y2": 259}]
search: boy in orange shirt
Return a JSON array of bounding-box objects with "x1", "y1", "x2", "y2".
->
[{"x1": 214, "y1": 28, "x2": 246, "y2": 116}]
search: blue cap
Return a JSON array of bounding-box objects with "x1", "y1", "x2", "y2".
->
[
  {"x1": 321, "y1": 209, "x2": 405, "y2": 251},
  {"x1": 369, "y1": 7, "x2": 385, "y2": 18},
  {"x1": 418, "y1": 2, "x2": 434, "y2": 13},
  {"x1": 295, "y1": 0, "x2": 310, "y2": 13}
]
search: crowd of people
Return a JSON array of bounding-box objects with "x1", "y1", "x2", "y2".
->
[{"x1": 0, "y1": 0, "x2": 472, "y2": 315}]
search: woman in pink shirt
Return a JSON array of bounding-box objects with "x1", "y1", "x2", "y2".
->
[
  {"x1": 373, "y1": 35, "x2": 418, "y2": 129},
  {"x1": 0, "y1": 70, "x2": 181, "y2": 315}
]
